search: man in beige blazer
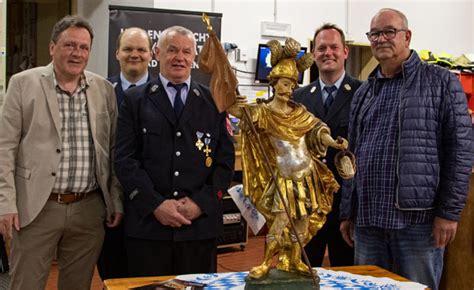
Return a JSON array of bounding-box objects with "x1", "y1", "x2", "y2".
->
[{"x1": 0, "y1": 15, "x2": 123, "y2": 290}]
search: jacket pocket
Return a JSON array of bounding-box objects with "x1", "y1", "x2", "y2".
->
[
  {"x1": 15, "y1": 166, "x2": 31, "y2": 179},
  {"x1": 142, "y1": 123, "x2": 162, "y2": 158}
]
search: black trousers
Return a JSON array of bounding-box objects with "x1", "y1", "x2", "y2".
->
[
  {"x1": 0, "y1": 235, "x2": 8, "y2": 273},
  {"x1": 304, "y1": 221, "x2": 354, "y2": 267},
  {"x1": 126, "y1": 237, "x2": 217, "y2": 277},
  {"x1": 97, "y1": 223, "x2": 128, "y2": 280}
]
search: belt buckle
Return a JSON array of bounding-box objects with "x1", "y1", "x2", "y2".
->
[{"x1": 57, "y1": 193, "x2": 65, "y2": 204}]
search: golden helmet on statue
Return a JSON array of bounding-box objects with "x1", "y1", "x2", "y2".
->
[
  {"x1": 267, "y1": 58, "x2": 299, "y2": 83},
  {"x1": 266, "y1": 38, "x2": 314, "y2": 84}
]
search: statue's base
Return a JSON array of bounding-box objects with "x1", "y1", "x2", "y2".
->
[{"x1": 244, "y1": 268, "x2": 320, "y2": 290}]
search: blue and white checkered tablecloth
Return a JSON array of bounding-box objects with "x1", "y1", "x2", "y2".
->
[{"x1": 174, "y1": 268, "x2": 427, "y2": 290}]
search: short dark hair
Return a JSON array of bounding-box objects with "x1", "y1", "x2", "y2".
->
[
  {"x1": 313, "y1": 23, "x2": 346, "y2": 48},
  {"x1": 50, "y1": 15, "x2": 94, "y2": 44},
  {"x1": 116, "y1": 27, "x2": 153, "y2": 51}
]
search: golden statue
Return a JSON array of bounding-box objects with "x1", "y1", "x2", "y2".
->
[{"x1": 228, "y1": 38, "x2": 354, "y2": 279}]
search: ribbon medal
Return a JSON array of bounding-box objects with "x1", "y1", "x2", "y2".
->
[
  {"x1": 204, "y1": 137, "x2": 212, "y2": 167},
  {"x1": 195, "y1": 131, "x2": 204, "y2": 151}
]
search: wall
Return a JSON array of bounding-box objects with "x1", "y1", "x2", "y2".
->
[
  {"x1": 77, "y1": 0, "x2": 474, "y2": 80},
  {"x1": 151, "y1": 0, "x2": 473, "y2": 84},
  {"x1": 0, "y1": 0, "x2": 5, "y2": 105},
  {"x1": 472, "y1": 0, "x2": 474, "y2": 51},
  {"x1": 76, "y1": 0, "x2": 154, "y2": 77},
  {"x1": 348, "y1": 0, "x2": 473, "y2": 56},
  {"x1": 36, "y1": 3, "x2": 62, "y2": 67}
]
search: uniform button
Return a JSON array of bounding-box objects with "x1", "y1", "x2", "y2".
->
[
  {"x1": 176, "y1": 151, "x2": 181, "y2": 156},
  {"x1": 174, "y1": 171, "x2": 179, "y2": 176},
  {"x1": 51, "y1": 172, "x2": 56, "y2": 176},
  {"x1": 173, "y1": 191, "x2": 178, "y2": 197},
  {"x1": 56, "y1": 149, "x2": 61, "y2": 153},
  {"x1": 322, "y1": 159, "x2": 327, "y2": 163},
  {"x1": 176, "y1": 131, "x2": 182, "y2": 137}
]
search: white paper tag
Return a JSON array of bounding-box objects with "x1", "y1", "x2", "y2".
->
[{"x1": 228, "y1": 184, "x2": 266, "y2": 235}]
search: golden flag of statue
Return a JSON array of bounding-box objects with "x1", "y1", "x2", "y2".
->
[{"x1": 198, "y1": 14, "x2": 237, "y2": 113}]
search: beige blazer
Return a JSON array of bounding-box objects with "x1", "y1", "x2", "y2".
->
[{"x1": 0, "y1": 63, "x2": 123, "y2": 227}]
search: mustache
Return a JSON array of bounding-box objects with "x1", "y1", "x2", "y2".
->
[{"x1": 375, "y1": 44, "x2": 392, "y2": 49}]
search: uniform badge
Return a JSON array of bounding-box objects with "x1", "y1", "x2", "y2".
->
[
  {"x1": 195, "y1": 131, "x2": 204, "y2": 151},
  {"x1": 204, "y1": 137, "x2": 212, "y2": 167},
  {"x1": 151, "y1": 84, "x2": 159, "y2": 92},
  {"x1": 344, "y1": 84, "x2": 351, "y2": 91},
  {"x1": 310, "y1": 86, "x2": 316, "y2": 93},
  {"x1": 193, "y1": 88, "x2": 200, "y2": 96}
]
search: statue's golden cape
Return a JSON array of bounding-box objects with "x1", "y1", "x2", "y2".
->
[{"x1": 240, "y1": 102, "x2": 339, "y2": 239}]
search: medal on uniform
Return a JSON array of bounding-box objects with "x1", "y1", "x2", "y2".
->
[
  {"x1": 344, "y1": 83, "x2": 351, "y2": 91},
  {"x1": 205, "y1": 156, "x2": 213, "y2": 167},
  {"x1": 195, "y1": 131, "x2": 204, "y2": 151},
  {"x1": 204, "y1": 137, "x2": 212, "y2": 167}
]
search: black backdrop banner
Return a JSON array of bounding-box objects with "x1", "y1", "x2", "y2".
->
[{"x1": 108, "y1": 5, "x2": 222, "y2": 85}]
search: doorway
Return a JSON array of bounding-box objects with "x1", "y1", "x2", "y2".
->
[{"x1": 6, "y1": 0, "x2": 71, "y2": 84}]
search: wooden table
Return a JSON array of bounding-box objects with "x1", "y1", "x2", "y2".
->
[{"x1": 104, "y1": 265, "x2": 409, "y2": 289}]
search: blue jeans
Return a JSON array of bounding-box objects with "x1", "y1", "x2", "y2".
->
[{"x1": 354, "y1": 223, "x2": 444, "y2": 290}]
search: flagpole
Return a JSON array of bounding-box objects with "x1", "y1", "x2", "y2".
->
[{"x1": 200, "y1": 13, "x2": 319, "y2": 288}]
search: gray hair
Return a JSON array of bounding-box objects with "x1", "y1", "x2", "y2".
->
[
  {"x1": 157, "y1": 26, "x2": 196, "y2": 53},
  {"x1": 376, "y1": 8, "x2": 409, "y2": 28}
]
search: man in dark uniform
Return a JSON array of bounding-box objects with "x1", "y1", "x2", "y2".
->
[
  {"x1": 114, "y1": 25, "x2": 235, "y2": 277},
  {"x1": 293, "y1": 23, "x2": 361, "y2": 267},
  {"x1": 97, "y1": 27, "x2": 153, "y2": 280},
  {"x1": 108, "y1": 27, "x2": 153, "y2": 106}
]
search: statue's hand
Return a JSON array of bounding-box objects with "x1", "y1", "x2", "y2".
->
[
  {"x1": 334, "y1": 137, "x2": 348, "y2": 150},
  {"x1": 227, "y1": 95, "x2": 247, "y2": 118}
]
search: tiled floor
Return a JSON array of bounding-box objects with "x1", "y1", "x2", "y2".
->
[
  {"x1": 0, "y1": 273, "x2": 8, "y2": 290},
  {"x1": 2, "y1": 235, "x2": 327, "y2": 290}
]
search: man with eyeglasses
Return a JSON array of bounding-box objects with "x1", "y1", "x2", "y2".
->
[{"x1": 339, "y1": 8, "x2": 473, "y2": 290}]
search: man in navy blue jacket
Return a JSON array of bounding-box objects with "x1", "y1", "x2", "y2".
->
[
  {"x1": 114, "y1": 26, "x2": 234, "y2": 277},
  {"x1": 293, "y1": 23, "x2": 361, "y2": 268},
  {"x1": 98, "y1": 27, "x2": 153, "y2": 280},
  {"x1": 340, "y1": 8, "x2": 474, "y2": 290},
  {"x1": 108, "y1": 27, "x2": 153, "y2": 106}
]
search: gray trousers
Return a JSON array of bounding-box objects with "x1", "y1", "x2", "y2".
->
[{"x1": 9, "y1": 192, "x2": 105, "y2": 290}]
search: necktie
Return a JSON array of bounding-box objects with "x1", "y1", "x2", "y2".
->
[
  {"x1": 127, "y1": 84, "x2": 136, "y2": 90},
  {"x1": 168, "y1": 83, "x2": 186, "y2": 118},
  {"x1": 324, "y1": 85, "x2": 337, "y2": 113}
]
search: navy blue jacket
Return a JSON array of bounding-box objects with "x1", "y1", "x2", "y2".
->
[
  {"x1": 114, "y1": 78, "x2": 235, "y2": 241},
  {"x1": 293, "y1": 74, "x2": 361, "y2": 226},
  {"x1": 108, "y1": 74, "x2": 152, "y2": 107},
  {"x1": 341, "y1": 51, "x2": 474, "y2": 222}
]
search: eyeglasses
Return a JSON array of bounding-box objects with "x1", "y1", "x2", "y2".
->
[{"x1": 366, "y1": 28, "x2": 407, "y2": 42}]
